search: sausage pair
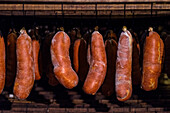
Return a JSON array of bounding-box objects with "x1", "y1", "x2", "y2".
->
[{"x1": 51, "y1": 31, "x2": 107, "y2": 95}]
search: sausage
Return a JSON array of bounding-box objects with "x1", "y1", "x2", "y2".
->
[
  {"x1": 83, "y1": 31, "x2": 107, "y2": 95},
  {"x1": 101, "y1": 39, "x2": 117, "y2": 96},
  {"x1": 132, "y1": 34, "x2": 142, "y2": 85},
  {"x1": 6, "y1": 31, "x2": 17, "y2": 87},
  {"x1": 28, "y1": 29, "x2": 41, "y2": 80},
  {"x1": 73, "y1": 38, "x2": 89, "y2": 82},
  {"x1": 51, "y1": 31, "x2": 78, "y2": 89},
  {"x1": 115, "y1": 28, "x2": 132, "y2": 101},
  {"x1": 13, "y1": 29, "x2": 34, "y2": 99},
  {"x1": 87, "y1": 44, "x2": 91, "y2": 65},
  {"x1": 141, "y1": 30, "x2": 164, "y2": 91},
  {"x1": 0, "y1": 32, "x2": 5, "y2": 94},
  {"x1": 43, "y1": 32, "x2": 59, "y2": 86},
  {"x1": 32, "y1": 40, "x2": 41, "y2": 80},
  {"x1": 73, "y1": 39, "x2": 81, "y2": 73}
]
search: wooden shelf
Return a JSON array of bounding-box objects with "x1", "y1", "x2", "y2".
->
[{"x1": 0, "y1": 1, "x2": 169, "y2": 16}]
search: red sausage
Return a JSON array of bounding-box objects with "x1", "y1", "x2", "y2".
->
[
  {"x1": 6, "y1": 31, "x2": 17, "y2": 87},
  {"x1": 32, "y1": 40, "x2": 41, "y2": 80},
  {"x1": 0, "y1": 33, "x2": 5, "y2": 94},
  {"x1": 87, "y1": 44, "x2": 91, "y2": 65},
  {"x1": 13, "y1": 29, "x2": 34, "y2": 99},
  {"x1": 51, "y1": 31, "x2": 78, "y2": 89},
  {"x1": 73, "y1": 39, "x2": 81, "y2": 73},
  {"x1": 101, "y1": 39, "x2": 117, "y2": 96},
  {"x1": 132, "y1": 36, "x2": 142, "y2": 85},
  {"x1": 115, "y1": 29, "x2": 133, "y2": 101},
  {"x1": 73, "y1": 38, "x2": 89, "y2": 82},
  {"x1": 141, "y1": 30, "x2": 164, "y2": 91},
  {"x1": 83, "y1": 31, "x2": 107, "y2": 95},
  {"x1": 43, "y1": 32, "x2": 59, "y2": 86}
]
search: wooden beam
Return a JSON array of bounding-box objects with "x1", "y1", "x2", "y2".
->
[
  {"x1": 0, "y1": 0, "x2": 170, "y2": 3},
  {"x1": 0, "y1": 4, "x2": 169, "y2": 11}
]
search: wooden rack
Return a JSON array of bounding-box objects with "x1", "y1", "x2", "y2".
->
[{"x1": 0, "y1": 0, "x2": 170, "y2": 17}]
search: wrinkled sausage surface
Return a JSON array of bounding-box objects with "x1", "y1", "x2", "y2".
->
[
  {"x1": 51, "y1": 31, "x2": 78, "y2": 89},
  {"x1": 13, "y1": 30, "x2": 34, "y2": 99},
  {"x1": 142, "y1": 31, "x2": 164, "y2": 91},
  {"x1": 115, "y1": 30, "x2": 133, "y2": 101},
  {"x1": 83, "y1": 31, "x2": 107, "y2": 95}
]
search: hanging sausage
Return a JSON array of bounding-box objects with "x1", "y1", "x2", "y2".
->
[
  {"x1": 51, "y1": 31, "x2": 79, "y2": 89},
  {"x1": 43, "y1": 30, "x2": 59, "y2": 86},
  {"x1": 141, "y1": 27, "x2": 164, "y2": 91},
  {"x1": 13, "y1": 28, "x2": 34, "y2": 99},
  {"x1": 101, "y1": 31, "x2": 118, "y2": 96},
  {"x1": 73, "y1": 38, "x2": 89, "y2": 82},
  {"x1": 83, "y1": 31, "x2": 107, "y2": 95},
  {"x1": 115, "y1": 27, "x2": 133, "y2": 101},
  {"x1": 130, "y1": 30, "x2": 142, "y2": 85},
  {"x1": 0, "y1": 31, "x2": 5, "y2": 94},
  {"x1": 6, "y1": 29, "x2": 17, "y2": 87},
  {"x1": 28, "y1": 29, "x2": 41, "y2": 80}
]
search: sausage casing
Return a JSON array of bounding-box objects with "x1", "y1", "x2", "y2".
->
[
  {"x1": 73, "y1": 38, "x2": 89, "y2": 82},
  {"x1": 115, "y1": 30, "x2": 132, "y2": 101},
  {"x1": 32, "y1": 40, "x2": 41, "y2": 80},
  {"x1": 6, "y1": 32, "x2": 17, "y2": 87},
  {"x1": 142, "y1": 31, "x2": 164, "y2": 91},
  {"x1": 132, "y1": 37, "x2": 142, "y2": 85},
  {"x1": 83, "y1": 31, "x2": 107, "y2": 95},
  {"x1": 101, "y1": 39, "x2": 117, "y2": 96},
  {"x1": 13, "y1": 30, "x2": 34, "y2": 99},
  {"x1": 0, "y1": 34, "x2": 5, "y2": 94},
  {"x1": 51, "y1": 31, "x2": 78, "y2": 89}
]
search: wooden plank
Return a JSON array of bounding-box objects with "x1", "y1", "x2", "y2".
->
[
  {"x1": 0, "y1": 0, "x2": 170, "y2": 3},
  {"x1": 0, "y1": 4, "x2": 169, "y2": 11},
  {"x1": 24, "y1": 4, "x2": 61, "y2": 10},
  {"x1": 63, "y1": 4, "x2": 95, "y2": 10},
  {"x1": 0, "y1": 4, "x2": 22, "y2": 10},
  {"x1": 0, "y1": 10, "x2": 169, "y2": 16}
]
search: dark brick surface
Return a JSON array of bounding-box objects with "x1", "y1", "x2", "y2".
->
[
  {"x1": 88, "y1": 108, "x2": 96, "y2": 112},
  {"x1": 66, "y1": 108, "x2": 87, "y2": 112},
  {"x1": 148, "y1": 107, "x2": 164, "y2": 111},
  {"x1": 109, "y1": 107, "x2": 129, "y2": 112},
  {"x1": 48, "y1": 108, "x2": 66, "y2": 112},
  {"x1": 0, "y1": 84, "x2": 170, "y2": 113},
  {"x1": 131, "y1": 108, "x2": 147, "y2": 112}
]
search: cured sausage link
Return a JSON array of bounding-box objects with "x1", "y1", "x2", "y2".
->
[
  {"x1": 83, "y1": 31, "x2": 107, "y2": 95},
  {"x1": 32, "y1": 40, "x2": 41, "y2": 80},
  {"x1": 13, "y1": 29, "x2": 34, "y2": 99},
  {"x1": 142, "y1": 31, "x2": 164, "y2": 91},
  {"x1": 115, "y1": 29, "x2": 133, "y2": 101},
  {"x1": 51, "y1": 31, "x2": 78, "y2": 89},
  {"x1": 0, "y1": 33, "x2": 5, "y2": 94}
]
